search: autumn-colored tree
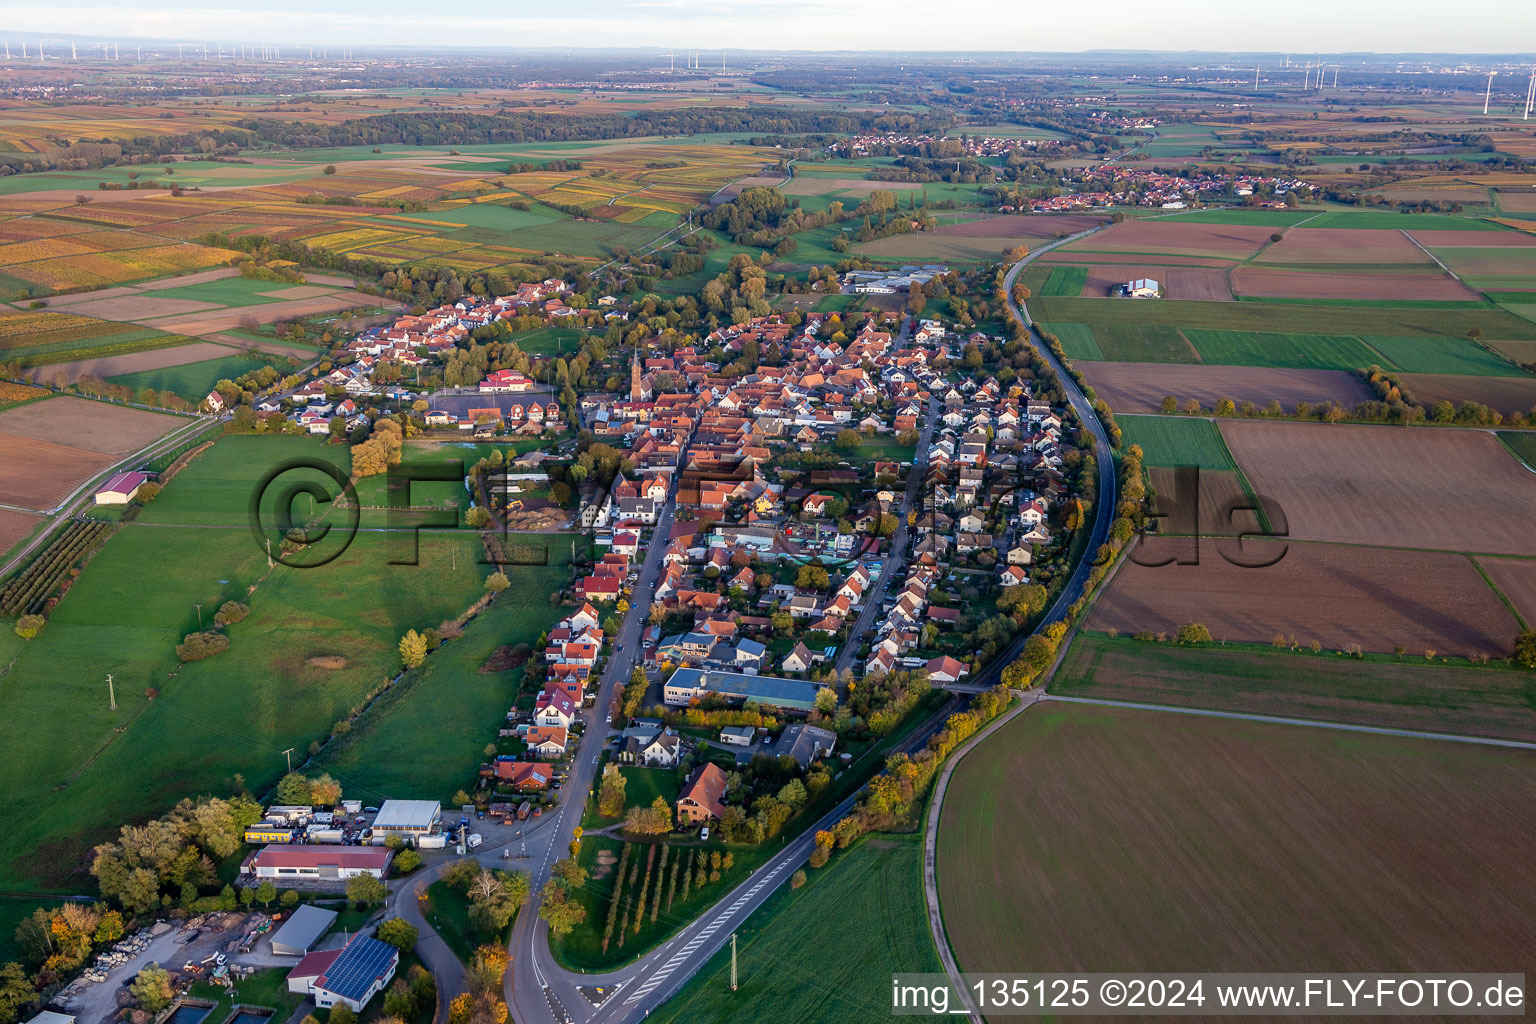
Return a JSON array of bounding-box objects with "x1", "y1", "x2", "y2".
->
[{"x1": 399, "y1": 629, "x2": 429, "y2": 668}]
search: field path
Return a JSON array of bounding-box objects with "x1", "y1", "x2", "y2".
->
[
  {"x1": 1401, "y1": 228, "x2": 1465, "y2": 282},
  {"x1": 1041, "y1": 694, "x2": 1536, "y2": 750}
]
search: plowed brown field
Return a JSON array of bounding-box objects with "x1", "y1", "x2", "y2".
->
[
  {"x1": 1080, "y1": 264, "x2": 1232, "y2": 300},
  {"x1": 1057, "y1": 219, "x2": 1273, "y2": 259},
  {"x1": 1477, "y1": 556, "x2": 1536, "y2": 627},
  {"x1": 1080, "y1": 361, "x2": 1371, "y2": 413},
  {"x1": 938, "y1": 704, "x2": 1536, "y2": 981},
  {"x1": 1397, "y1": 373, "x2": 1536, "y2": 413},
  {"x1": 1254, "y1": 227, "x2": 1432, "y2": 264},
  {"x1": 1232, "y1": 266, "x2": 1481, "y2": 301},
  {"x1": 1220, "y1": 420, "x2": 1536, "y2": 555},
  {"x1": 1089, "y1": 540, "x2": 1518, "y2": 656}
]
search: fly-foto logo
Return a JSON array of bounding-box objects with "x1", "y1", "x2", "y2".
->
[{"x1": 1132, "y1": 465, "x2": 1290, "y2": 568}]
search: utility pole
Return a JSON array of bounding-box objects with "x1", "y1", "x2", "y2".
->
[
  {"x1": 282, "y1": 747, "x2": 294, "y2": 773},
  {"x1": 267, "y1": 537, "x2": 273, "y2": 570},
  {"x1": 195, "y1": 603, "x2": 203, "y2": 627},
  {"x1": 730, "y1": 933, "x2": 738, "y2": 991},
  {"x1": 107, "y1": 674, "x2": 117, "y2": 711}
]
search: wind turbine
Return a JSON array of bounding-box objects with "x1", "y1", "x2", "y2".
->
[
  {"x1": 1524, "y1": 66, "x2": 1535, "y2": 120},
  {"x1": 1483, "y1": 70, "x2": 1497, "y2": 115},
  {"x1": 71, "y1": 42, "x2": 76, "y2": 60},
  {"x1": 1254, "y1": 65, "x2": 1260, "y2": 89}
]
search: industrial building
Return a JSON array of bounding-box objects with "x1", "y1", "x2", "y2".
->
[
  {"x1": 269, "y1": 904, "x2": 338, "y2": 956},
  {"x1": 369, "y1": 800, "x2": 441, "y2": 845},
  {"x1": 663, "y1": 667, "x2": 824, "y2": 713},
  {"x1": 245, "y1": 846, "x2": 392, "y2": 880}
]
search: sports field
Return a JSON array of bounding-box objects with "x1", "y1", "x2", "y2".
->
[
  {"x1": 1053, "y1": 632, "x2": 1536, "y2": 743},
  {"x1": 938, "y1": 702, "x2": 1536, "y2": 978},
  {"x1": 0, "y1": 434, "x2": 497, "y2": 892},
  {"x1": 651, "y1": 836, "x2": 940, "y2": 1024},
  {"x1": 1116, "y1": 415, "x2": 1235, "y2": 470}
]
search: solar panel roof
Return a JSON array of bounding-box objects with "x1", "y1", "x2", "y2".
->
[{"x1": 318, "y1": 937, "x2": 397, "y2": 1001}]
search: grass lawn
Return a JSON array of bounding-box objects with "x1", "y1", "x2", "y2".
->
[
  {"x1": 1183, "y1": 328, "x2": 1383, "y2": 371},
  {"x1": 1117, "y1": 415, "x2": 1236, "y2": 470},
  {"x1": 309, "y1": 560, "x2": 575, "y2": 805},
  {"x1": 509, "y1": 326, "x2": 588, "y2": 356},
  {"x1": 188, "y1": 965, "x2": 308, "y2": 1020},
  {"x1": 1053, "y1": 632, "x2": 1536, "y2": 742},
  {"x1": 420, "y1": 881, "x2": 514, "y2": 964},
  {"x1": 856, "y1": 438, "x2": 917, "y2": 461},
  {"x1": 108, "y1": 351, "x2": 289, "y2": 400},
  {"x1": 0, "y1": 434, "x2": 496, "y2": 893},
  {"x1": 619, "y1": 765, "x2": 683, "y2": 812},
  {"x1": 649, "y1": 836, "x2": 940, "y2": 1024}
]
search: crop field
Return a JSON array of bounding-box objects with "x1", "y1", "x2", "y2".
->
[
  {"x1": 1303, "y1": 211, "x2": 1506, "y2": 231},
  {"x1": 1500, "y1": 430, "x2": 1536, "y2": 469},
  {"x1": 651, "y1": 836, "x2": 940, "y2": 1024},
  {"x1": 1052, "y1": 633, "x2": 1536, "y2": 741},
  {"x1": 1079, "y1": 361, "x2": 1371, "y2": 413},
  {"x1": 1116, "y1": 415, "x2": 1235, "y2": 470},
  {"x1": 1221, "y1": 420, "x2": 1536, "y2": 555},
  {"x1": 1078, "y1": 264, "x2": 1233, "y2": 300},
  {"x1": 1089, "y1": 539, "x2": 1520, "y2": 657},
  {"x1": 1055, "y1": 219, "x2": 1273, "y2": 259},
  {"x1": 1231, "y1": 265, "x2": 1482, "y2": 302},
  {"x1": 37, "y1": 340, "x2": 250, "y2": 386},
  {"x1": 107, "y1": 350, "x2": 285, "y2": 400},
  {"x1": 1029, "y1": 295, "x2": 1536, "y2": 341},
  {"x1": 938, "y1": 702, "x2": 1536, "y2": 980},
  {"x1": 1478, "y1": 556, "x2": 1536, "y2": 627},
  {"x1": 0, "y1": 509, "x2": 41, "y2": 560},
  {"x1": 0, "y1": 396, "x2": 185, "y2": 510},
  {"x1": 1045, "y1": 322, "x2": 1198, "y2": 363},
  {"x1": 0, "y1": 433, "x2": 501, "y2": 891},
  {"x1": 1039, "y1": 266, "x2": 1087, "y2": 296},
  {"x1": 1180, "y1": 328, "x2": 1387, "y2": 371},
  {"x1": 1253, "y1": 227, "x2": 1433, "y2": 265},
  {"x1": 1358, "y1": 335, "x2": 1527, "y2": 375},
  {"x1": 0, "y1": 309, "x2": 188, "y2": 368}
]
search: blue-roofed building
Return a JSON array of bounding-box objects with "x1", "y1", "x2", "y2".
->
[
  {"x1": 663, "y1": 667, "x2": 824, "y2": 713},
  {"x1": 299, "y1": 935, "x2": 398, "y2": 1012}
]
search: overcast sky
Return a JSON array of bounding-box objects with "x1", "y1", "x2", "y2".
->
[{"x1": 3, "y1": 0, "x2": 1527, "y2": 54}]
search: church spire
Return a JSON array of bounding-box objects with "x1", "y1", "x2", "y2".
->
[{"x1": 629, "y1": 345, "x2": 644, "y2": 402}]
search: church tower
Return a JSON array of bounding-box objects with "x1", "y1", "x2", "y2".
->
[{"x1": 629, "y1": 346, "x2": 644, "y2": 402}]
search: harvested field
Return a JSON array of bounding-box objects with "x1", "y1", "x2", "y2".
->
[
  {"x1": 1053, "y1": 633, "x2": 1536, "y2": 742},
  {"x1": 1232, "y1": 265, "x2": 1481, "y2": 302},
  {"x1": 1089, "y1": 540, "x2": 1519, "y2": 657},
  {"x1": 0, "y1": 395, "x2": 183, "y2": 456},
  {"x1": 935, "y1": 213, "x2": 1106, "y2": 238},
  {"x1": 1145, "y1": 467, "x2": 1258, "y2": 540},
  {"x1": 939, "y1": 702, "x2": 1536, "y2": 980},
  {"x1": 1479, "y1": 557, "x2": 1536, "y2": 627},
  {"x1": 1397, "y1": 373, "x2": 1536, "y2": 412},
  {"x1": 55, "y1": 296, "x2": 222, "y2": 321},
  {"x1": 1037, "y1": 251, "x2": 1233, "y2": 268},
  {"x1": 1253, "y1": 227, "x2": 1432, "y2": 264},
  {"x1": 1080, "y1": 361, "x2": 1371, "y2": 414},
  {"x1": 1424, "y1": 246, "x2": 1536, "y2": 278},
  {"x1": 140, "y1": 290, "x2": 383, "y2": 335},
  {"x1": 37, "y1": 341, "x2": 243, "y2": 385},
  {"x1": 777, "y1": 176, "x2": 919, "y2": 194},
  {"x1": 1056, "y1": 219, "x2": 1273, "y2": 259},
  {"x1": 0, "y1": 508, "x2": 40, "y2": 558},
  {"x1": 0, "y1": 434, "x2": 115, "y2": 510},
  {"x1": 1411, "y1": 229, "x2": 1536, "y2": 247},
  {"x1": 1079, "y1": 264, "x2": 1232, "y2": 300},
  {"x1": 1488, "y1": 339, "x2": 1536, "y2": 365},
  {"x1": 1220, "y1": 420, "x2": 1536, "y2": 555}
]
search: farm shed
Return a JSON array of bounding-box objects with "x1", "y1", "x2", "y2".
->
[
  {"x1": 269, "y1": 904, "x2": 338, "y2": 956},
  {"x1": 93, "y1": 471, "x2": 148, "y2": 505}
]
